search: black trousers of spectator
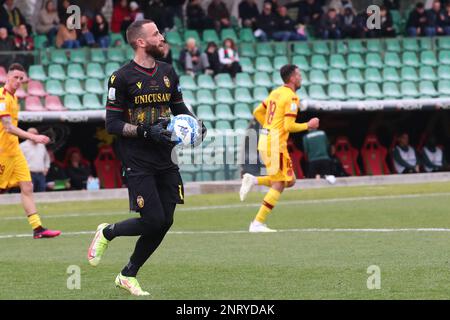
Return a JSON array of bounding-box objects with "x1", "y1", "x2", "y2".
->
[
  {"x1": 223, "y1": 61, "x2": 242, "y2": 78},
  {"x1": 308, "y1": 159, "x2": 332, "y2": 178}
]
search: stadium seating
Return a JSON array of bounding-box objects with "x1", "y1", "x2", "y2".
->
[
  {"x1": 361, "y1": 134, "x2": 390, "y2": 176},
  {"x1": 94, "y1": 145, "x2": 123, "y2": 189},
  {"x1": 334, "y1": 136, "x2": 361, "y2": 176}
]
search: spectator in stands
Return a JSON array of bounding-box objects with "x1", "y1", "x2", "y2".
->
[
  {"x1": 56, "y1": 19, "x2": 80, "y2": 49},
  {"x1": 320, "y1": 8, "x2": 342, "y2": 39},
  {"x1": 421, "y1": 137, "x2": 447, "y2": 172},
  {"x1": 158, "y1": 42, "x2": 173, "y2": 65},
  {"x1": 254, "y1": 2, "x2": 278, "y2": 42},
  {"x1": 19, "y1": 128, "x2": 51, "y2": 193},
  {"x1": 165, "y1": 0, "x2": 186, "y2": 29},
  {"x1": 303, "y1": 129, "x2": 336, "y2": 183},
  {"x1": 111, "y1": 0, "x2": 131, "y2": 34},
  {"x1": 275, "y1": 5, "x2": 307, "y2": 41},
  {"x1": 445, "y1": 3, "x2": 450, "y2": 32},
  {"x1": 66, "y1": 150, "x2": 92, "y2": 190},
  {"x1": 426, "y1": 0, "x2": 449, "y2": 36},
  {"x1": 46, "y1": 151, "x2": 70, "y2": 191},
  {"x1": 143, "y1": 0, "x2": 169, "y2": 32},
  {"x1": 379, "y1": 6, "x2": 396, "y2": 37},
  {"x1": 392, "y1": 132, "x2": 420, "y2": 174},
  {"x1": 36, "y1": 0, "x2": 59, "y2": 47},
  {"x1": 330, "y1": 144, "x2": 349, "y2": 177},
  {"x1": 92, "y1": 13, "x2": 110, "y2": 48},
  {"x1": 0, "y1": 27, "x2": 14, "y2": 69},
  {"x1": 327, "y1": 0, "x2": 354, "y2": 15},
  {"x1": 205, "y1": 41, "x2": 222, "y2": 75},
  {"x1": 179, "y1": 38, "x2": 212, "y2": 76},
  {"x1": 186, "y1": 0, "x2": 213, "y2": 31},
  {"x1": 294, "y1": 0, "x2": 323, "y2": 28},
  {"x1": 239, "y1": 0, "x2": 260, "y2": 30},
  {"x1": 207, "y1": 0, "x2": 231, "y2": 31},
  {"x1": 407, "y1": 2, "x2": 430, "y2": 37},
  {"x1": 129, "y1": 1, "x2": 144, "y2": 22},
  {"x1": 265, "y1": 0, "x2": 279, "y2": 13},
  {"x1": 384, "y1": 0, "x2": 400, "y2": 11},
  {"x1": 0, "y1": 0, "x2": 28, "y2": 35},
  {"x1": 58, "y1": 0, "x2": 71, "y2": 25},
  {"x1": 78, "y1": 15, "x2": 96, "y2": 47},
  {"x1": 340, "y1": 5, "x2": 359, "y2": 38},
  {"x1": 218, "y1": 38, "x2": 242, "y2": 78},
  {"x1": 13, "y1": 24, "x2": 34, "y2": 70}
]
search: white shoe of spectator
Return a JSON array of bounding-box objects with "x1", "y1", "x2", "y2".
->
[{"x1": 324, "y1": 175, "x2": 336, "y2": 184}]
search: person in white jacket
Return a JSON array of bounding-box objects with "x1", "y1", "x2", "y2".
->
[{"x1": 218, "y1": 38, "x2": 242, "y2": 78}]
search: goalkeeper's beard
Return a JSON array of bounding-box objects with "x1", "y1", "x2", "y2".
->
[{"x1": 145, "y1": 42, "x2": 165, "y2": 59}]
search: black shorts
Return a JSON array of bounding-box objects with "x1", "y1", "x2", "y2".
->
[
  {"x1": 308, "y1": 159, "x2": 332, "y2": 178},
  {"x1": 126, "y1": 168, "x2": 184, "y2": 212}
]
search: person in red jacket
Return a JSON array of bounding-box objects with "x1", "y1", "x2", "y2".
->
[{"x1": 111, "y1": 0, "x2": 131, "y2": 33}]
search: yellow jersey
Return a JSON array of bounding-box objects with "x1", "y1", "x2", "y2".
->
[
  {"x1": 0, "y1": 87, "x2": 21, "y2": 157},
  {"x1": 257, "y1": 85, "x2": 300, "y2": 154}
]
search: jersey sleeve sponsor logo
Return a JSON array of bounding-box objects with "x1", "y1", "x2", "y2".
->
[
  {"x1": 108, "y1": 87, "x2": 116, "y2": 100},
  {"x1": 164, "y1": 76, "x2": 170, "y2": 88},
  {"x1": 0, "y1": 102, "x2": 5, "y2": 111},
  {"x1": 290, "y1": 102, "x2": 298, "y2": 111}
]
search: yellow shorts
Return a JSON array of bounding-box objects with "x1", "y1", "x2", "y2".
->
[
  {"x1": 0, "y1": 152, "x2": 31, "y2": 189},
  {"x1": 259, "y1": 151, "x2": 295, "y2": 182}
]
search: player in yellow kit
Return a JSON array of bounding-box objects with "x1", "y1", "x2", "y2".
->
[
  {"x1": 239, "y1": 64, "x2": 319, "y2": 232},
  {"x1": 0, "y1": 63, "x2": 60, "y2": 238}
]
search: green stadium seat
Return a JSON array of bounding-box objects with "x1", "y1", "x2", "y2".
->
[
  {"x1": 346, "y1": 83, "x2": 364, "y2": 100},
  {"x1": 385, "y1": 39, "x2": 401, "y2": 52},
  {"x1": 382, "y1": 67, "x2": 400, "y2": 82},
  {"x1": 65, "y1": 79, "x2": 84, "y2": 95},
  {"x1": 85, "y1": 79, "x2": 103, "y2": 94},
  {"x1": 364, "y1": 83, "x2": 383, "y2": 100},
  {"x1": 215, "y1": 104, "x2": 234, "y2": 120},
  {"x1": 420, "y1": 50, "x2": 438, "y2": 66},
  {"x1": 110, "y1": 32, "x2": 124, "y2": 46},
  {"x1": 215, "y1": 120, "x2": 232, "y2": 130},
  {"x1": 234, "y1": 103, "x2": 252, "y2": 120},
  {"x1": 196, "y1": 89, "x2": 215, "y2": 104},
  {"x1": 402, "y1": 38, "x2": 419, "y2": 51},
  {"x1": 124, "y1": 46, "x2": 133, "y2": 60},
  {"x1": 107, "y1": 48, "x2": 125, "y2": 62},
  {"x1": 400, "y1": 81, "x2": 419, "y2": 97},
  {"x1": 215, "y1": 73, "x2": 234, "y2": 89},
  {"x1": 235, "y1": 87, "x2": 253, "y2": 103},
  {"x1": 272, "y1": 71, "x2": 283, "y2": 86},
  {"x1": 239, "y1": 28, "x2": 255, "y2": 42},
  {"x1": 438, "y1": 65, "x2": 450, "y2": 80},
  {"x1": 402, "y1": 51, "x2": 419, "y2": 67},
  {"x1": 220, "y1": 28, "x2": 238, "y2": 43},
  {"x1": 48, "y1": 64, "x2": 66, "y2": 80},
  {"x1": 347, "y1": 53, "x2": 364, "y2": 69},
  {"x1": 28, "y1": 65, "x2": 47, "y2": 81},
  {"x1": 438, "y1": 80, "x2": 450, "y2": 96},
  {"x1": 256, "y1": 43, "x2": 274, "y2": 56},
  {"x1": 240, "y1": 57, "x2": 254, "y2": 73},
  {"x1": 105, "y1": 62, "x2": 120, "y2": 77},
  {"x1": 254, "y1": 72, "x2": 272, "y2": 87},
  {"x1": 309, "y1": 70, "x2": 327, "y2": 85},
  {"x1": 439, "y1": 50, "x2": 450, "y2": 64},
  {"x1": 348, "y1": 40, "x2": 365, "y2": 53},
  {"x1": 202, "y1": 29, "x2": 220, "y2": 43},
  {"x1": 197, "y1": 74, "x2": 215, "y2": 90},
  {"x1": 83, "y1": 93, "x2": 102, "y2": 110},
  {"x1": 382, "y1": 82, "x2": 401, "y2": 99},
  {"x1": 366, "y1": 53, "x2": 383, "y2": 69},
  {"x1": 329, "y1": 54, "x2": 346, "y2": 69},
  {"x1": 233, "y1": 119, "x2": 249, "y2": 131},
  {"x1": 292, "y1": 55, "x2": 310, "y2": 71},
  {"x1": 296, "y1": 87, "x2": 308, "y2": 100},
  {"x1": 196, "y1": 105, "x2": 216, "y2": 121},
  {"x1": 293, "y1": 42, "x2": 311, "y2": 56},
  {"x1": 184, "y1": 29, "x2": 201, "y2": 44},
  {"x1": 67, "y1": 64, "x2": 86, "y2": 80},
  {"x1": 165, "y1": 31, "x2": 183, "y2": 46},
  {"x1": 419, "y1": 37, "x2": 432, "y2": 50},
  {"x1": 275, "y1": 43, "x2": 287, "y2": 56},
  {"x1": 419, "y1": 66, "x2": 437, "y2": 81},
  {"x1": 255, "y1": 57, "x2": 273, "y2": 72},
  {"x1": 328, "y1": 84, "x2": 346, "y2": 100},
  {"x1": 90, "y1": 49, "x2": 106, "y2": 63},
  {"x1": 311, "y1": 55, "x2": 328, "y2": 70},
  {"x1": 438, "y1": 37, "x2": 450, "y2": 50},
  {"x1": 216, "y1": 88, "x2": 234, "y2": 104},
  {"x1": 328, "y1": 69, "x2": 346, "y2": 84},
  {"x1": 365, "y1": 68, "x2": 382, "y2": 83},
  {"x1": 401, "y1": 67, "x2": 418, "y2": 81},
  {"x1": 384, "y1": 52, "x2": 402, "y2": 68},
  {"x1": 39, "y1": 51, "x2": 49, "y2": 65},
  {"x1": 34, "y1": 35, "x2": 48, "y2": 49},
  {"x1": 86, "y1": 63, "x2": 105, "y2": 79},
  {"x1": 45, "y1": 80, "x2": 64, "y2": 96},
  {"x1": 69, "y1": 50, "x2": 86, "y2": 64},
  {"x1": 239, "y1": 43, "x2": 255, "y2": 58},
  {"x1": 419, "y1": 81, "x2": 438, "y2": 97},
  {"x1": 336, "y1": 41, "x2": 348, "y2": 55},
  {"x1": 235, "y1": 73, "x2": 253, "y2": 88},
  {"x1": 253, "y1": 87, "x2": 268, "y2": 102},
  {"x1": 50, "y1": 50, "x2": 68, "y2": 64},
  {"x1": 301, "y1": 71, "x2": 309, "y2": 86},
  {"x1": 366, "y1": 39, "x2": 382, "y2": 52},
  {"x1": 64, "y1": 94, "x2": 83, "y2": 110},
  {"x1": 346, "y1": 68, "x2": 363, "y2": 83},
  {"x1": 274, "y1": 56, "x2": 288, "y2": 69},
  {"x1": 183, "y1": 90, "x2": 196, "y2": 105},
  {"x1": 179, "y1": 75, "x2": 197, "y2": 91},
  {"x1": 312, "y1": 41, "x2": 330, "y2": 55},
  {"x1": 309, "y1": 84, "x2": 327, "y2": 100}
]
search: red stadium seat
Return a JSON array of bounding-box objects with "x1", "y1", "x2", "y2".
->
[
  {"x1": 27, "y1": 80, "x2": 46, "y2": 97},
  {"x1": 361, "y1": 134, "x2": 390, "y2": 175},
  {"x1": 25, "y1": 96, "x2": 45, "y2": 111},
  {"x1": 45, "y1": 95, "x2": 65, "y2": 111},
  {"x1": 334, "y1": 136, "x2": 361, "y2": 176},
  {"x1": 15, "y1": 86, "x2": 27, "y2": 99},
  {"x1": 287, "y1": 138, "x2": 305, "y2": 179},
  {"x1": 0, "y1": 66, "x2": 6, "y2": 83},
  {"x1": 94, "y1": 145, "x2": 123, "y2": 189}
]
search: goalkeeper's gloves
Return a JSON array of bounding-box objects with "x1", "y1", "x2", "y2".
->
[{"x1": 137, "y1": 119, "x2": 173, "y2": 145}]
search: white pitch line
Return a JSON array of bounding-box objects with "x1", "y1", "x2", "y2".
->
[
  {"x1": 1, "y1": 192, "x2": 450, "y2": 221},
  {"x1": 1, "y1": 228, "x2": 450, "y2": 239}
]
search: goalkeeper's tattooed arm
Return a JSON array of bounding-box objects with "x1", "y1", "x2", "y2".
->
[
  {"x1": 122, "y1": 123, "x2": 138, "y2": 137},
  {"x1": 106, "y1": 109, "x2": 138, "y2": 138}
]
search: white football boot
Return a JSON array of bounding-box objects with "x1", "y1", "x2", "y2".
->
[
  {"x1": 249, "y1": 220, "x2": 277, "y2": 233},
  {"x1": 239, "y1": 173, "x2": 255, "y2": 201}
]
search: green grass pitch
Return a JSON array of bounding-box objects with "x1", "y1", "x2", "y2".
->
[{"x1": 1, "y1": 182, "x2": 450, "y2": 299}]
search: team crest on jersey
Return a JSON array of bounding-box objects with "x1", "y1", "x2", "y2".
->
[
  {"x1": 110, "y1": 74, "x2": 116, "y2": 84},
  {"x1": 137, "y1": 196, "x2": 144, "y2": 208},
  {"x1": 136, "y1": 81, "x2": 142, "y2": 89},
  {"x1": 163, "y1": 76, "x2": 170, "y2": 88}
]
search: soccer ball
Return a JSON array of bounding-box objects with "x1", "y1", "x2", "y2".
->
[{"x1": 167, "y1": 114, "x2": 201, "y2": 147}]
